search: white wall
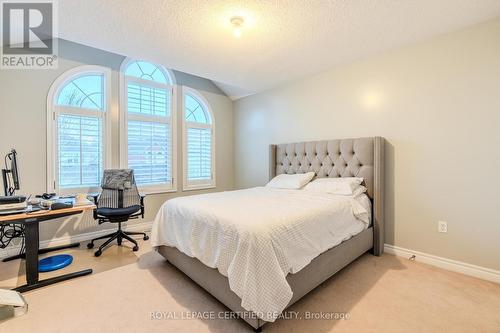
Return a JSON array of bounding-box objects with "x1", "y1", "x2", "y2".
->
[
  {"x1": 0, "y1": 39, "x2": 234, "y2": 242},
  {"x1": 234, "y1": 18, "x2": 500, "y2": 271}
]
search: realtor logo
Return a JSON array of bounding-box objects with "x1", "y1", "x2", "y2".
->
[{"x1": 1, "y1": 0, "x2": 58, "y2": 69}]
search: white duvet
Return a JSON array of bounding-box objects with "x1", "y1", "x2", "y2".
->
[{"x1": 151, "y1": 187, "x2": 371, "y2": 322}]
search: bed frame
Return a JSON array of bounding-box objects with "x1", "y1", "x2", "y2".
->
[{"x1": 157, "y1": 137, "x2": 385, "y2": 331}]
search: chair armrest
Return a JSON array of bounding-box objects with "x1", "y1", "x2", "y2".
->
[
  {"x1": 88, "y1": 193, "x2": 101, "y2": 220},
  {"x1": 139, "y1": 193, "x2": 146, "y2": 218},
  {"x1": 88, "y1": 193, "x2": 101, "y2": 206}
]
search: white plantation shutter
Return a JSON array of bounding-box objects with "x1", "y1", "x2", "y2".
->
[
  {"x1": 127, "y1": 83, "x2": 169, "y2": 117},
  {"x1": 187, "y1": 127, "x2": 212, "y2": 181},
  {"x1": 122, "y1": 60, "x2": 174, "y2": 191},
  {"x1": 183, "y1": 89, "x2": 215, "y2": 190},
  {"x1": 58, "y1": 115, "x2": 103, "y2": 187},
  {"x1": 128, "y1": 121, "x2": 171, "y2": 185}
]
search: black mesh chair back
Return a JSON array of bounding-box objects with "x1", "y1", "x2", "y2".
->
[{"x1": 98, "y1": 169, "x2": 141, "y2": 209}]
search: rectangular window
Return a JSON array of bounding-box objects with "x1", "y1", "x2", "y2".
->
[
  {"x1": 187, "y1": 127, "x2": 212, "y2": 181},
  {"x1": 58, "y1": 114, "x2": 103, "y2": 188},
  {"x1": 127, "y1": 120, "x2": 170, "y2": 185}
]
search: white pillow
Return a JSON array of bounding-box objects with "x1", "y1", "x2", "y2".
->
[
  {"x1": 303, "y1": 177, "x2": 364, "y2": 195},
  {"x1": 352, "y1": 185, "x2": 367, "y2": 197},
  {"x1": 266, "y1": 172, "x2": 315, "y2": 189}
]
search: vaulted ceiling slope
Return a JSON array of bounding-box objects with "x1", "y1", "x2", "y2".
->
[{"x1": 59, "y1": 0, "x2": 500, "y2": 100}]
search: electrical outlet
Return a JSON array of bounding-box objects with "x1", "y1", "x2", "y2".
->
[{"x1": 438, "y1": 221, "x2": 448, "y2": 233}]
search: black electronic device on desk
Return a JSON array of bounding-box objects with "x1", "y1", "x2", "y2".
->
[
  {"x1": 50, "y1": 202, "x2": 73, "y2": 210},
  {"x1": 2, "y1": 149, "x2": 20, "y2": 197},
  {"x1": 0, "y1": 149, "x2": 26, "y2": 216},
  {"x1": 36, "y1": 193, "x2": 56, "y2": 200},
  {"x1": 0, "y1": 195, "x2": 27, "y2": 214},
  {"x1": 0, "y1": 148, "x2": 27, "y2": 253},
  {"x1": 0, "y1": 196, "x2": 25, "y2": 204}
]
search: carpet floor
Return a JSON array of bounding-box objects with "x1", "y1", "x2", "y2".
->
[{"x1": 0, "y1": 238, "x2": 499, "y2": 333}]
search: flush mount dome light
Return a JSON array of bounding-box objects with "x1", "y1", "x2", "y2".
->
[{"x1": 230, "y1": 16, "x2": 244, "y2": 38}]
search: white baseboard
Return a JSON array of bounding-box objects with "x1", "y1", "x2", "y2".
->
[
  {"x1": 0, "y1": 221, "x2": 153, "y2": 259},
  {"x1": 3, "y1": 229, "x2": 497, "y2": 284},
  {"x1": 384, "y1": 244, "x2": 500, "y2": 284}
]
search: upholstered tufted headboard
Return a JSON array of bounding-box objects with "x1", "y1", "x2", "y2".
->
[{"x1": 269, "y1": 137, "x2": 385, "y2": 255}]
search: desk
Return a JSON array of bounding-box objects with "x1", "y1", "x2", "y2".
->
[{"x1": 0, "y1": 204, "x2": 95, "y2": 292}]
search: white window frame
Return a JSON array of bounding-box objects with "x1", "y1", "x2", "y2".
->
[
  {"x1": 46, "y1": 65, "x2": 112, "y2": 195},
  {"x1": 182, "y1": 86, "x2": 216, "y2": 191},
  {"x1": 119, "y1": 58, "x2": 177, "y2": 194}
]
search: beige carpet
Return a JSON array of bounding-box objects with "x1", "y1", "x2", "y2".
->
[{"x1": 0, "y1": 239, "x2": 499, "y2": 333}]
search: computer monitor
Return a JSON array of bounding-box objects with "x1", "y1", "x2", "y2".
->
[{"x1": 2, "y1": 149, "x2": 20, "y2": 196}]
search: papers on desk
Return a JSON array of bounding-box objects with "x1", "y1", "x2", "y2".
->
[
  {"x1": 74, "y1": 198, "x2": 93, "y2": 207},
  {"x1": 0, "y1": 201, "x2": 27, "y2": 212}
]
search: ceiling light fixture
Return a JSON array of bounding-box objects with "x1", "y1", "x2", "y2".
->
[{"x1": 230, "y1": 16, "x2": 244, "y2": 38}]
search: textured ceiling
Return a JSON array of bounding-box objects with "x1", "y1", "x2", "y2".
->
[{"x1": 58, "y1": 0, "x2": 500, "y2": 99}]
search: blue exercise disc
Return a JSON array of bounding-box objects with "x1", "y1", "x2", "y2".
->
[{"x1": 39, "y1": 254, "x2": 73, "y2": 272}]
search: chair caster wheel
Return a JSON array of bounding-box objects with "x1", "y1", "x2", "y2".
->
[
  {"x1": 143, "y1": 235, "x2": 149, "y2": 241},
  {"x1": 133, "y1": 245, "x2": 139, "y2": 252},
  {"x1": 87, "y1": 243, "x2": 94, "y2": 249},
  {"x1": 94, "y1": 250, "x2": 102, "y2": 257}
]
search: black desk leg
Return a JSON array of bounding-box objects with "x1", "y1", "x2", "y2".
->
[
  {"x1": 13, "y1": 220, "x2": 93, "y2": 293},
  {"x1": 24, "y1": 221, "x2": 39, "y2": 285},
  {"x1": 14, "y1": 269, "x2": 93, "y2": 293}
]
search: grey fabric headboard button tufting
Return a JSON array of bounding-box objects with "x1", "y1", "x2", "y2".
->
[{"x1": 273, "y1": 137, "x2": 375, "y2": 197}]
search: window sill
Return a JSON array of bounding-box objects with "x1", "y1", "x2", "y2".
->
[
  {"x1": 56, "y1": 187, "x2": 102, "y2": 197},
  {"x1": 56, "y1": 187, "x2": 177, "y2": 197},
  {"x1": 182, "y1": 185, "x2": 216, "y2": 192},
  {"x1": 138, "y1": 188, "x2": 178, "y2": 195}
]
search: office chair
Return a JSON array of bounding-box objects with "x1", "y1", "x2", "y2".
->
[{"x1": 87, "y1": 169, "x2": 148, "y2": 257}]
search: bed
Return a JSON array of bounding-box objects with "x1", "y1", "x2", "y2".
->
[{"x1": 152, "y1": 137, "x2": 385, "y2": 331}]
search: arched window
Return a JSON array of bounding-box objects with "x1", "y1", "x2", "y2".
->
[
  {"x1": 182, "y1": 87, "x2": 215, "y2": 190},
  {"x1": 47, "y1": 66, "x2": 111, "y2": 194},
  {"x1": 120, "y1": 59, "x2": 176, "y2": 193}
]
